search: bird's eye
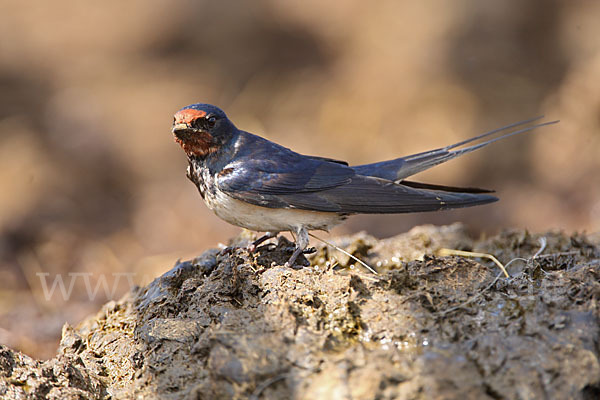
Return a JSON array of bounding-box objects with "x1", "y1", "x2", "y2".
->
[{"x1": 206, "y1": 115, "x2": 217, "y2": 127}]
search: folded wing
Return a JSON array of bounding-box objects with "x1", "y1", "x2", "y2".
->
[{"x1": 218, "y1": 157, "x2": 497, "y2": 214}]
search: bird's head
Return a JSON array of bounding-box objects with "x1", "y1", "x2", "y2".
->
[{"x1": 172, "y1": 103, "x2": 234, "y2": 158}]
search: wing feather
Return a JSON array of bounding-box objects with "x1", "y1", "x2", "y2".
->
[{"x1": 216, "y1": 130, "x2": 497, "y2": 214}]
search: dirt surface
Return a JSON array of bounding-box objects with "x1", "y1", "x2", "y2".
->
[{"x1": 1, "y1": 224, "x2": 599, "y2": 399}]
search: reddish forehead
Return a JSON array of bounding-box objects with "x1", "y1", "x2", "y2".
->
[{"x1": 174, "y1": 108, "x2": 207, "y2": 124}]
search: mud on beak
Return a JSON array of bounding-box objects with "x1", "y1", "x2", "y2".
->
[{"x1": 172, "y1": 123, "x2": 192, "y2": 139}]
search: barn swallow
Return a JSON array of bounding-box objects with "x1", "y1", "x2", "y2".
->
[{"x1": 172, "y1": 103, "x2": 557, "y2": 267}]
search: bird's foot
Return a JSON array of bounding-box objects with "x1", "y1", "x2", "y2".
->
[
  {"x1": 283, "y1": 248, "x2": 312, "y2": 268},
  {"x1": 284, "y1": 259, "x2": 309, "y2": 269},
  {"x1": 283, "y1": 227, "x2": 312, "y2": 268},
  {"x1": 218, "y1": 246, "x2": 235, "y2": 256},
  {"x1": 247, "y1": 232, "x2": 278, "y2": 253}
]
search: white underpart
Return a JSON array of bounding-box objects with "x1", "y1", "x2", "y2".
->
[{"x1": 203, "y1": 188, "x2": 344, "y2": 233}]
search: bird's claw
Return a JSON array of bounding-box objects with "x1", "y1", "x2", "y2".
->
[
  {"x1": 219, "y1": 246, "x2": 235, "y2": 256},
  {"x1": 283, "y1": 261, "x2": 307, "y2": 269},
  {"x1": 247, "y1": 242, "x2": 276, "y2": 253},
  {"x1": 248, "y1": 232, "x2": 278, "y2": 253}
]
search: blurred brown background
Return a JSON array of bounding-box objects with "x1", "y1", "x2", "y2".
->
[{"x1": 0, "y1": 0, "x2": 598, "y2": 359}]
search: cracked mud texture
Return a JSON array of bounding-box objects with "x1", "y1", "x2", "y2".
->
[{"x1": 1, "y1": 224, "x2": 599, "y2": 399}]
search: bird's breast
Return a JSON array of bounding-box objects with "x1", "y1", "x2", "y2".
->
[
  {"x1": 206, "y1": 189, "x2": 346, "y2": 232},
  {"x1": 187, "y1": 163, "x2": 345, "y2": 232},
  {"x1": 186, "y1": 162, "x2": 210, "y2": 200}
]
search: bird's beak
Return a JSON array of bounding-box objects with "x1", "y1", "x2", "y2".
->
[
  {"x1": 172, "y1": 123, "x2": 194, "y2": 140},
  {"x1": 172, "y1": 122, "x2": 190, "y2": 134}
]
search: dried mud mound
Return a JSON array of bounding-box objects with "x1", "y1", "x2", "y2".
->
[{"x1": 1, "y1": 224, "x2": 599, "y2": 399}]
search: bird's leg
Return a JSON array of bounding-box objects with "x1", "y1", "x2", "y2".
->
[
  {"x1": 285, "y1": 227, "x2": 309, "y2": 268},
  {"x1": 248, "y1": 231, "x2": 278, "y2": 252}
]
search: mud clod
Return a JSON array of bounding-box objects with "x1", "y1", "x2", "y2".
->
[{"x1": 1, "y1": 224, "x2": 599, "y2": 399}]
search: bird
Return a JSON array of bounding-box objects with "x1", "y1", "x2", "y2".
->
[{"x1": 172, "y1": 103, "x2": 557, "y2": 268}]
